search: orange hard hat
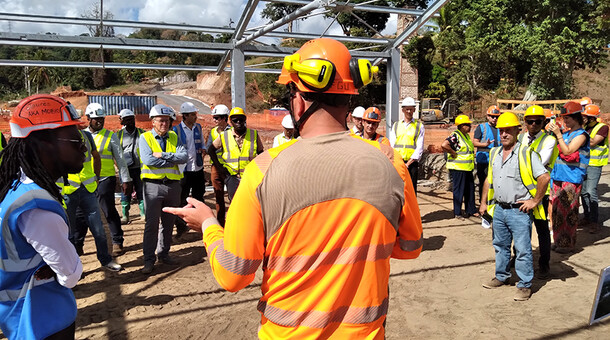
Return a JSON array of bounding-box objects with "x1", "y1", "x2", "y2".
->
[
  {"x1": 543, "y1": 109, "x2": 553, "y2": 118},
  {"x1": 584, "y1": 104, "x2": 600, "y2": 117},
  {"x1": 560, "y1": 101, "x2": 583, "y2": 116},
  {"x1": 580, "y1": 97, "x2": 593, "y2": 106},
  {"x1": 277, "y1": 38, "x2": 378, "y2": 95},
  {"x1": 487, "y1": 105, "x2": 501, "y2": 116},
  {"x1": 10, "y1": 94, "x2": 82, "y2": 138},
  {"x1": 362, "y1": 107, "x2": 381, "y2": 122}
]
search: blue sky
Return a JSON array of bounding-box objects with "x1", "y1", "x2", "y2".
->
[{"x1": 0, "y1": 0, "x2": 399, "y2": 43}]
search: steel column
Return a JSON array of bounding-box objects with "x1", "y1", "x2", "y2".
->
[
  {"x1": 386, "y1": 47, "x2": 401, "y2": 132},
  {"x1": 231, "y1": 47, "x2": 247, "y2": 110}
]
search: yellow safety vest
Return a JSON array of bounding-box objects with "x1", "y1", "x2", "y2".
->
[
  {"x1": 487, "y1": 144, "x2": 546, "y2": 220},
  {"x1": 589, "y1": 123, "x2": 609, "y2": 167},
  {"x1": 59, "y1": 130, "x2": 98, "y2": 195},
  {"x1": 446, "y1": 130, "x2": 474, "y2": 171},
  {"x1": 210, "y1": 126, "x2": 229, "y2": 166},
  {"x1": 518, "y1": 132, "x2": 558, "y2": 195},
  {"x1": 392, "y1": 120, "x2": 422, "y2": 161},
  {"x1": 0, "y1": 132, "x2": 4, "y2": 153},
  {"x1": 220, "y1": 129, "x2": 258, "y2": 176},
  {"x1": 140, "y1": 131, "x2": 183, "y2": 181},
  {"x1": 92, "y1": 128, "x2": 116, "y2": 177}
]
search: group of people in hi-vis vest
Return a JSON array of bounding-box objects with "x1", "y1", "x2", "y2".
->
[{"x1": 439, "y1": 97, "x2": 607, "y2": 301}]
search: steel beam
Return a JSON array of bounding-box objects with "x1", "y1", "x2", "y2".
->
[
  {"x1": 390, "y1": 0, "x2": 450, "y2": 49},
  {"x1": 231, "y1": 47, "x2": 247, "y2": 110},
  {"x1": 385, "y1": 47, "x2": 400, "y2": 132},
  {"x1": 216, "y1": 0, "x2": 260, "y2": 74},
  {"x1": 265, "y1": 0, "x2": 430, "y2": 16}
]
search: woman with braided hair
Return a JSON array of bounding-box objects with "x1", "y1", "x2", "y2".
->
[{"x1": 0, "y1": 94, "x2": 86, "y2": 339}]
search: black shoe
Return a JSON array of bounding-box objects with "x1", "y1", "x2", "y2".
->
[
  {"x1": 537, "y1": 267, "x2": 551, "y2": 280},
  {"x1": 158, "y1": 256, "x2": 179, "y2": 265}
]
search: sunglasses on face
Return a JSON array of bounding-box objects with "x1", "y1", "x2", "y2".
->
[
  {"x1": 525, "y1": 119, "x2": 544, "y2": 125},
  {"x1": 487, "y1": 115, "x2": 499, "y2": 119},
  {"x1": 231, "y1": 117, "x2": 245, "y2": 123},
  {"x1": 57, "y1": 137, "x2": 85, "y2": 149},
  {"x1": 213, "y1": 116, "x2": 227, "y2": 120}
]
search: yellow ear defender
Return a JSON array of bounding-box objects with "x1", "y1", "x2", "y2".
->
[{"x1": 283, "y1": 53, "x2": 337, "y2": 92}]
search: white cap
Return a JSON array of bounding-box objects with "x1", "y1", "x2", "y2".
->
[
  {"x1": 149, "y1": 104, "x2": 175, "y2": 119},
  {"x1": 119, "y1": 109, "x2": 135, "y2": 118},
  {"x1": 281, "y1": 115, "x2": 294, "y2": 129},
  {"x1": 212, "y1": 104, "x2": 230, "y2": 116},
  {"x1": 85, "y1": 103, "x2": 105, "y2": 118},
  {"x1": 180, "y1": 102, "x2": 198, "y2": 114},
  {"x1": 401, "y1": 97, "x2": 416, "y2": 107},
  {"x1": 352, "y1": 106, "x2": 365, "y2": 118}
]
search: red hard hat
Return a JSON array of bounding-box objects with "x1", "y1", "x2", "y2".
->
[
  {"x1": 560, "y1": 101, "x2": 583, "y2": 116},
  {"x1": 11, "y1": 94, "x2": 82, "y2": 138}
]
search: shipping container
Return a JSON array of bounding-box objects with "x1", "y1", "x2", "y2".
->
[{"x1": 87, "y1": 95, "x2": 157, "y2": 115}]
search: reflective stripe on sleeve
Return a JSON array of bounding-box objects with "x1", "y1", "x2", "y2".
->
[
  {"x1": 398, "y1": 232, "x2": 423, "y2": 252},
  {"x1": 215, "y1": 243, "x2": 262, "y2": 276}
]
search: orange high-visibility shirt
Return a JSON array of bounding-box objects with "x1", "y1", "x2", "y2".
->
[{"x1": 202, "y1": 131, "x2": 423, "y2": 339}]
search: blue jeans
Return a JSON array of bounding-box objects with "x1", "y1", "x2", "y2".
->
[
  {"x1": 64, "y1": 187, "x2": 113, "y2": 266},
  {"x1": 581, "y1": 165, "x2": 602, "y2": 223},
  {"x1": 492, "y1": 205, "x2": 533, "y2": 288}
]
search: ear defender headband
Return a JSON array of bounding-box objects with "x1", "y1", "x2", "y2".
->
[{"x1": 349, "y1": 58, "x2": 379, "y2": 89}]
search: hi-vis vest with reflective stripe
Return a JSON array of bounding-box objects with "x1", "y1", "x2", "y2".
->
[
  {"x1": 0, "y1": 132, "x2": 4, "y2": 153},
  {"x1": 487, "y1": 144, "x2": 546, "y2": 220},
  {"x1": 210, "y1": 126, "x2": 229, "y2": 166},
  {"x1": 117, "y1": 127, "x2": 145, "y2": 167},
  {"x1": 446, "y1": 130, "x2": 474, "y2": 171},
  {"x1": 589, "y1": 123, "x2": 609, "y2": 166},
  {"x1": 220, "y1": 129, "x2": 258, "y2": 176},
  {"x1": 92, "y1": 128, "x2": 116, "y2": 177},
  {"x1": 140, "y1": 131, "x2": 183, "y2": 181},
  {"x1": 392, "y1": 120, "x2": 421, "y2": 161},
  {"x1": 552, "y1": 128, "x2": 590, "y2": 184},
  {"x1": 518, "y1": 132, "x2": 558, "y2": 195},
  {"x1": 63, "y1": 130, "x2": 97, "y2": 195},
  {"x1": 0, "y1": 181, "x2": 77, "y2": 339}
]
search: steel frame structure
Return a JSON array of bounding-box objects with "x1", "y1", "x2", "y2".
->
[{"x1": 0, "y1": 0, "x2": 450, "y2": 129}]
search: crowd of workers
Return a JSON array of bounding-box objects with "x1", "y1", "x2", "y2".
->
[{"x1": 0, "y1": 36, "x2": 605, "y2": 339}]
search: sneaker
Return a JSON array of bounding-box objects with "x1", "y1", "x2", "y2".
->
[
  {"x1": 112, "y1": 244, "x2": 124, "y2": 257},
  {"x1": 455, "y1": 215, "x2": 465, "y2": 220},
  {"x1": 482, "y1": 277, "x2": 508, "y2": 289},
  {"x1": 158, "y1": 256, "x2": 179, "y2": 265},
  {"x1": 514, "y1": 287, "x2": 532, "y2": 301},
  {"x1": 141, "y1": 263, "x2": 154, "y2": 275},
  {"x1": 103, "y1": 260, "x2": 123, "y2": 272}
]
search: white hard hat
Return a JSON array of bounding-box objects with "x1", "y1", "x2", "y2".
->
[
  {"x1": 281, "y1": 115, "x2": 294, "y2": 129},
  {"x1": 401, "y1": 97, "x2": 416, "y2": 107},
  {"x1": 352, "y1": 106, "x2": 365, "y2": 118},
  {"x1": 212, "y1": 104, "x2": 230, "y2": 116},
  {"x1": 149, "y1": 104, "x2": 175, "y2": 119},
  {"x1": 85, "y1": 103, "x2": 105, "y2": 118},
  {"x1": 119, "y1": 109, "x2": 135, "y2": 118},
  {"x1": 180, "y1": 102, "x2": 198, "y2": 114}
]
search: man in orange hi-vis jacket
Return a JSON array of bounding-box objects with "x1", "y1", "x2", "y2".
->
[{"x1": 164, "y1": 38, "x2": 423, "y2": 339}]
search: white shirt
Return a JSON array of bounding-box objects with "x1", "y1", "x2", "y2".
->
[
  {"x1": 527, "y1": 131, "x2": 557, "y2": 167},
  {"x1": 351, "y1": 125, "x2": 363, "y2": 137},
  {"x1": 17, "y1": 173, "x2": 82, "y2": 289},
  {"x1": 389, "y1": 119, "x2": 426, "y2": 161},
  {"x1": 181, "y1": 122, "x2": 203, "y2": 172}
]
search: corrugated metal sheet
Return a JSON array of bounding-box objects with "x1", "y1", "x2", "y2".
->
[{"x1": 87, "y1": 95, "x2": 157, "y2": 115}]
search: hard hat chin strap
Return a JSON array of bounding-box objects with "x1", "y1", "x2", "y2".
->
[{"x1": 290, "y1": 100, "x2": 320, "y2": 138}]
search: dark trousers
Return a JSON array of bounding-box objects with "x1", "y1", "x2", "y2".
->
[
  {"x1": 45, "y1": 322, "x2": 75, "y2": 340},
  {"x1": 97, "y1": 176, "x2": 124, "y2": 245},
  {"x1": 176, "y1": 169, "x2": 206, "y2": 235},
  {"x1": 211, "y1": 165, "x2": 227, "y2": 226},
  {"x1": 533, "y1": 195, "x2": 551, "y2": 271},
  {"x1": 476, "y1": 162, "x2": 488, "y2": 200},
  {"x1": 226, "y1": 175, "x2": 241, "y2": 203},
  {"x1": 120, "y1": 167, "x2": 143, "y2": 202},
  {"x1": 407, "y1": 160, "x2": 419, "y2": 195},
  {"x1": 450, "y1": 169, "x2": 476, "y2": 216}
]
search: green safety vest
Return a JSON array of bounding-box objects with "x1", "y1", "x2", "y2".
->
[
  {"x1": 392, "y1": 120, "x2": 422, "y2": 161},
  {"x1": 487, "y1": 144, "x2": 546, "y2": 220},
  {"x1": 220, "y1": 129, "x2": 258, "y2": 177},
  {"x1": 92, "y1": 128, "x2": 116, "y2": 177},
  {"x1": 446, "y1": 130, "x2": 474, "y2": 171},
  {"x1": 589, "y1": 123, "x2": 609, "y2": 167},
  {"x1": 59, "y1": 130, "x2": 97, "y2": 195},
  {"x1": 140, "y1": 131, "x2": 183, "y2": 181}
]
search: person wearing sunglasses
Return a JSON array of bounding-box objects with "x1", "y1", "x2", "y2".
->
[
  {"x1": 480, "y1": 112, "x2": 550, "y2": 301},
  {"x1": 516, "y1": 105, "x2": 558, "y2": 279},
  {"x1": 0, "y1": 95, "x2": 86, "y2": 339},
  {"x1": 208, "y1": 107, "x2": 264, "y2": 203},
  {"x1": 546, "y1": 101, "x2": 590, "y2": 254},
  {"x1": 273, "y1": 114, "x2": 297, "y2": 148},
  {"x1": 580, "y1": 104, "x2": 606, "y2": 234},
  {"x1": 361, "y1": 107, "x2": 390, "y2": 145},
  {"x1": 205, "y1": 104, "x2": 232, "y2": 226},
  {"x1": 473, "y1": 106, "x2": 502, "y2": 200},
  {"x1": 164, "y1": 38, "x2": 422, "y2": 338}
]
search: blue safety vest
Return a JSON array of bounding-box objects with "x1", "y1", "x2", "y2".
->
[
  {"x1": 551, "y1": 128, "x2": 590, "y2": 184},
  {"x1": 475, "y1": 123, "x2": 501, "y2": 164},
  {"x1": 0, "y1": 181, "x2": 77, "y2": 339},
  {"x1": 173, "y1": 123, "x2": 204, "y2": 167}
]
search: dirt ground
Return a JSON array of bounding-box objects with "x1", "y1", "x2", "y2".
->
[{"x1": 56, "y1": 164, "x2": 610, "y2": 340}]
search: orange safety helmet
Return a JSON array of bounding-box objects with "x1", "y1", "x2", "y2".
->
[
  {"x1": 362, "y1": 107, "x2": 381, "y2": 122},
  {"x1": 10, "y1": 94, "x2": 82, "y2": 138},
  {"x1": 560, "y1": 101, "x2": 583, "y2": 116},
  {"x1": 487, "y1": 105, "x2": 501, "y2": 116},
  {"x1": 277, "y1": 38, "x2": 378, "y2": 95},
  {"x1": 580, "y1": 97, "x2": 593, "y2": 106},
  {"x1": 543, "y1": 109, "x2": 553, "y2": 118},
  {"x1": 584, "y1": 104, "x2": 600, "y2": 117}
]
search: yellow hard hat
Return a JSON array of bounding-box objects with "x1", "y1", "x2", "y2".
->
[
  {"x1": 454, "y1": 114, "x2": 472, "y2": 126},
  {"x1": 496, "y1": 112, "x2": 521, "y2": 128},
  {"x1": 229, "y1": 107, "x2": 245, "y2": 118},
  {"x1": 524, "y1": 105, "x2": 545, "y2": 118}
]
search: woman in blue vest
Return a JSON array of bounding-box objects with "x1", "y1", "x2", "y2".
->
[
  {"x1": 0, "y1": 94, "x2": 85, "y2": 339},
  {"x1": 546, "y1": 101, "x2": 590, "y2": 253}
]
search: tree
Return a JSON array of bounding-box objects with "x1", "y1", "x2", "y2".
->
[
  {"x1": 261, "y1": 3, "x2": 301, "y2": 32},
  {"x1": 82, "y1": 3, "x2": 115, "y2": 38}
]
